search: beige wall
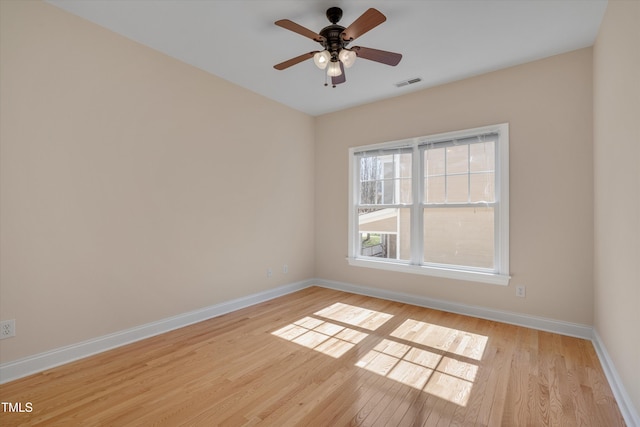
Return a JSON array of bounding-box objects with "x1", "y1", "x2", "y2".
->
[
  {"x1": 3, "y1": 6, "x2": 634, "y2": 416},
  {"x1": 593, "y1": 0, "x2": 640, "y2": 413},
  {"x1": 0, "y1": 1, "x2": 315, "y2": 363},
  {"x1": 316, "y1": 48, "x2": 594, "y2": 325}
]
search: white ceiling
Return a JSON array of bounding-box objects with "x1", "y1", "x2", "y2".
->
[{"x1": 47, "y1": 0, "x2": 607, "y2": 116}]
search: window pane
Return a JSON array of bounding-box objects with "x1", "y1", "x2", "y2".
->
[
  {"x1": 424, "y1": 176, "x2": 445, "y2": 203},
  {"x1": 360, "y1": 180, "x2": 380, "y2": 204},
  {"x1": 383, "y1": 159, "x2": 394, "y2": 178},
  {"x1": 446, "y1": 145, "x2": 468, "y2": 174},
  {"x1": 470, "y1": 141, "x2": 495, "y2": 173},
  {"x1": 446, "y1": 174, "x2": 468, "y2": 203},
  {"x1": 424, "y1": 147, "x2": 445, "y2": 176},
  {"x1": 359, "y1": 152, "x2": 412, "y2": 205},
  {"x1": 399, "y1": 178, "x2": 412, "y2": 204},
  {"x1": 360, "y1": 157, "x2": 380, "y2": 180},
  {"x1": 399, "y1": 153, "x2": 412, "y2": 178},
  {"x1": 470, "y1": 172, "x2": 495, "y2": 202},
  {"x1": 383, "y1": 179, "x2": 394, "y2": 204},
  {"x1": 358, "y1": 208, "x2": 411, "y2": 260},
  {"x1": 423, "y1": 207, "x2": 494, "y2": 269}
]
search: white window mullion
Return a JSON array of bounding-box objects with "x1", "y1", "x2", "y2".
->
[
  {"x1": 496, "y1": 126, "x2": 510, "y2": 275},
  {"x1": 493, "y1": 139, "x2": 500, "y2": 272},
  {"x1": 444, "y1": 145, "x2": 448, "y2": 202},
  {"x1": 348, "y1": 150, "x2": 358, "y2": 259},
  {"x1": 411, "y1": 144, "x2": 422, "y2": 265},
  {"x1": 396, "y1": 210, "x2": 401, "y2": 259},
  {"x1": 467, "y1": 144, "x2": 471, "y2": 203}
]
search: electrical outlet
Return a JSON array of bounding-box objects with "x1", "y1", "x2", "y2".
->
[
  {"x1": 0, "y1": 319, "x2": 15, "y2": 339},
  {"x1": 515, "y1": 285, "x2": 526, "y2": 298},
  {"x1": 267, "y1": 268, "x2": 273, "y2": 278},
  {"x1": 283, "y1": 264, "x2": 288, "y2": 274}
]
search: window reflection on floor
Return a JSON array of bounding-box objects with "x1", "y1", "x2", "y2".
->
[
  {"x1": 314, "y1": 302, "x2": 394, "y2": 330},
  {"x1": 272, "y1": 316, "x2": 369, "y2": 358},
  {"x1": 391, "y1": 318, "x2": 488, "y2": 360},
  {"x1": 271, "y1": 302, "x2": 488, "y2": 406}
]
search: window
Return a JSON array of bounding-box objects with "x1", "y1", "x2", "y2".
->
[{"x1": 348, "y1": 124, "x2": 510, "y2": 285}]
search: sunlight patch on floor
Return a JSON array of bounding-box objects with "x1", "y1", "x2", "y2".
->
[
  {"x1": 355, "y1": 339, "x2": 438, "y2": 390},
  {"x1": 390, "y1": 319, "x2": 488, "y2": 360},
  {"x1": 272, "y1": 303, "x2": 486, "y2": 406},
  {"x1": 272, "y1": 316, "x2": 369, "y2": 358},
  {"x1": 314, "y1": 302, "x2": 394, "y2": 331},
  {"x1": 355, "y1": 339, "x2": 479, "y2": 406}
]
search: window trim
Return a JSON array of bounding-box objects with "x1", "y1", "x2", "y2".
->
[{"x1": 347, "y1": 123, "x2": 510, "y2": 286}]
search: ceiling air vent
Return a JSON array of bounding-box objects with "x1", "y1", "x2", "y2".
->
[{"x1": 395, "y1": 77, "x2": 422, "y2": 88}]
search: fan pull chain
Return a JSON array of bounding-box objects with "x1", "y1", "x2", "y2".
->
[{"x1": 322, "y1": 71, "x2": 338, "y2": 88}]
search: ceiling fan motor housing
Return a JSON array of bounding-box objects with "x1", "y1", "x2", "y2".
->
[
  {"x1": 320, "y1": 25, "x2": 349, "y2": 58},
  {"x1": 320, "y1": 7, "x2": 351, "y2": 59}
]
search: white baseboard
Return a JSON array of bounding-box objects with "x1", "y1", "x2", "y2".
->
[
  {"x1": 592, "y1": 330, "x2": 640, "y2": 427},
  {"x1": 313, "y1": 278, "x2": 593, "y2": 339},
  {"x1": 2, "y1": 277, "x2": 636, "y2": 427},
  {"x1": 314, "y1": 278, "x2": 638, "y2": 426},
  {"x1": 0, "y1": 278, "x2": 593, "y2": 384},
  {"x1": 0, "y1": 279, "x2": 312, "y2": 384}
]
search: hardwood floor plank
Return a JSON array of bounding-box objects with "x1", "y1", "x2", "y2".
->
[
  {"x1": 0, "y1": 287, "x2": 626, "y2": 426},
  {"x1": 501, "y1": 327, "x2": 529, "y2": 426}
]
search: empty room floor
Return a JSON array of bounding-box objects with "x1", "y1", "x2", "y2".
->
[{"x1": 0, "y1": 286, "x2": 625, "y2": 426}]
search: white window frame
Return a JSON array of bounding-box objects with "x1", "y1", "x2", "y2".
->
[{"x1": 347, "y1": 123, "x2": 510, "y2": 286}]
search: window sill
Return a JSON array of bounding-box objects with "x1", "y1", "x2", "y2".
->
[{"x1": 346, "y1": 257, "x2": 511, "y2": 286}]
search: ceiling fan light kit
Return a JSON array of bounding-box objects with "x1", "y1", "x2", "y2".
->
[
  {"x1": 313, "y1": 50, "x2": 331, "y2": 69},
  {"x1": 338, "y1": 49, "x2": 356, "y2": 68},
  {"x1": 274, "y1": 6, "x2": 402, "y2": 87},
  {"x1": 327, "y1": 60, "x2": 342, "y2": 77}
]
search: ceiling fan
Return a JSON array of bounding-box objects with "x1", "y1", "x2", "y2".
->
[{"x1": 273, "y1": 7, "x2": 402, "y2": 87}]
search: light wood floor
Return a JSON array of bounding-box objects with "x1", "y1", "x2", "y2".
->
[{"x1": 0, "y1": 286, "x2": 625, "y2": 426}]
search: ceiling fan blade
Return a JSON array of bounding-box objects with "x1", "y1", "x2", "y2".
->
[
  {"x1": 352, "y1": 46, "x2": 402, "y2": 66},
  {"x1": 341, "y1": 8, "x2": 386, "y2": 41},
  {"x1": 332, "y1": 62, "x2": 346, "y2": 85},
  {"x1": 274, "y1": 52, "x2": 318, "y2": 70},
  {"x1": 275, "y1": 19, "x2": 326, "y2": 43}
]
